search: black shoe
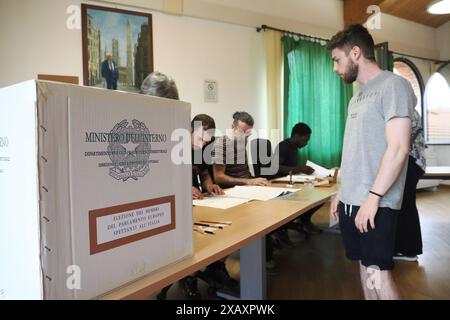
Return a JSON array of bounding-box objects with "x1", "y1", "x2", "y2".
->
[
  {"x1": 179, "y1": 276, "x2": 201, "y2": 300},
  {"x1": 204, "y1": 261, "x2": 238, "y2": 290}
]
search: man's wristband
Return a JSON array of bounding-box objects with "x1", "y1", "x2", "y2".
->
[{"x1": 369, "y1": 190, "x2": 383, "y2": 198}]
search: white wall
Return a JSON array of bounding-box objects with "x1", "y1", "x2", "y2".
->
[
  {"x1": 437, "y1": 21, "x2": 450, "y2": 60},
  {"x1": 0, "y1": 0, "x2": 83, "y2": 88},
  {"x1": 154, "y1": 14, "x2": 267, "y2": 132},
  {"x1": 372, "y1": 13, "x2": 439, "y2": 60}
]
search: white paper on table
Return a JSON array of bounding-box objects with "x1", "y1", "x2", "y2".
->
[
  {"x1": 275, "y1": 174, "x2": 316, "y2": 183},
  {"x1": 306, "y1": 160, "x2": 333, "y2": 178},
  {"x1": 193, "y1": 196, "x2": 250, "y2": 209},
  {"x1": 224, "y1": 186, "x2": 301, "y2": 201}
]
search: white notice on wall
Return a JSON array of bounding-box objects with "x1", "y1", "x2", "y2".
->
[{"x1": 204, "y1": 79, "x2": 218, "y2": 103}]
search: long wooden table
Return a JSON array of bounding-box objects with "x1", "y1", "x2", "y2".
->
[
  {"x1": 422, "y1": 166, "x2": 450, "y2": 180},
  {"x1": 100, "y1": 184, "x2": 338, "y2": 300}
]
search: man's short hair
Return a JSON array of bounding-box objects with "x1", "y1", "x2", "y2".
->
[
  {"x1": 232, "y1": 111, "x2": 254, "y2": 126},
  {"x1": 191, "y1": 114, "x2": 216, "y2": 130},
  {"x1": 140, "y1": 71, "x2": 179, "y2": 100},
  {"x1": 326, "y1": 24, "x2": 376, "y2": 62},
  {"x1": 291, "y1": 122, "x2": 311, "y2": 137}
]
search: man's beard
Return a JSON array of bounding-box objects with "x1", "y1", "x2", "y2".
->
[{"x1": 343, "y1": 60, "x2": 359, "y2": 84}]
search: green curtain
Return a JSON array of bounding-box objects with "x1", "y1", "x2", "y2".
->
[
  {"x1": 388, "y1": 51, "x2": 394, "y2": 72},
  {"x1": 282, "y1": 36, "x2": 353, "y2": 168}
]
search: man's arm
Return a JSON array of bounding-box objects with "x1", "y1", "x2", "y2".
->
[
  {"x1": 278, "y1": 164, "x2": 314, "y2": 176},
  {"x1": 274, "y1": 144, "x2": 314, "y2": 176},
  {"x1": 355, "y1": 117, "x2": 411, "y2": 232},
  {"x1": 200, "y1": 167, "x2": 224, "y2": 195},
  {"x1": 277, "y1": 164, "x2": 301, "y2": 176},
  {"x1": 213, "y1": 164, "x2": 268, "y2": 187}
]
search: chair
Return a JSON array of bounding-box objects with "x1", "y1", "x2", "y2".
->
[{"x1": 249, "y1": 138, "x2": 274, "y2": 178}]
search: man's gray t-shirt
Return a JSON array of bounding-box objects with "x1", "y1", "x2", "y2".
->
[{"x1": 339, "y1": 71, "x2": 415, "y2": 210}]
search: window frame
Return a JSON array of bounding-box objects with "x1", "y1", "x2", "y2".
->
[
  {"x1": 424, "y1": 60, "x2": 450, "y2": 145},
  {"x1": 393, "y1": 57, "x2": 425, "y2": 118}
]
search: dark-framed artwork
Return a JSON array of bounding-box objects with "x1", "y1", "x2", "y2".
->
[{"x1": 81, "y1": 4, "x2": 153, "y2": 93}]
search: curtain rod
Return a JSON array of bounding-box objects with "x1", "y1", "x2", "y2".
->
[
  {"x1": 256, "y1": 24, "x2": 329, "y2": 42},
  {"x1": 257, "y1": 24, "x2": 448, "y2": 65},
  {"x1": 390, "y1": 51, "x2": 447, "y2": 64}
]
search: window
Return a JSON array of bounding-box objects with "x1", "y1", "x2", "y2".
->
[
  {"x1": 393, "y1": 58, "x2": 423, "y2": 115},
  {"x1": 424, "y1": 62, "x2": 450, "y2": 144}
]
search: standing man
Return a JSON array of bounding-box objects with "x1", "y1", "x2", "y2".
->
[
  {"x1": 101, "y1": 54, "x2": 119, "y2": 90},
  {"x1": 327, "y1": 25, "x2": 414, "y2": 300}
]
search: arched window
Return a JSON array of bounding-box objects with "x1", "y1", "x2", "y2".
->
[
  {"x1": 393, "y1": 58, "x2": 424, "y2": 116},
  {"x1": 424, "y1": 62, "x2": 450, "y2": 144}
]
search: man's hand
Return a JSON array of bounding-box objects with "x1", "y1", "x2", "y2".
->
[
  {"x1": 192, "y1": 187, "x2": 204, "y2": 200},
  {"x1": 354, "y1": 194, "x2": 380, "y2": 233},
  {"x1": 301, "y1": 165, "x2": 315, "y2": 175},
  {"x1": 206, "y1": 183, "x2": 225, "y2": 196},
  {"x1": 247, "y1": 178, "x2": 270, "y2": 186},
  {"x1": 330, "y1": 194, "x2": 340, "y2": 222}
]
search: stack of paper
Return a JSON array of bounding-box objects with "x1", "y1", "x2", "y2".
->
[
  {"x1": 225, "y1": 186, "x2": 300, "y2": 201},
  {"x1": 306, "y1": 160, "x2": 333, "y2": 178},
  {"x1": 193, "y1": 186, "x2": 301, "y2": 209},
  {"x1": 273, "y1": 174, "x2": 316, "y2": 183},
  {"x1": 193, "y1": 196, "x2": 250, "y2": 209}
]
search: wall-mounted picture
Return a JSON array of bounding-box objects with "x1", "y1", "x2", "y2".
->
[{"x1": 82, "y1": 4, "x2": 153, "y2": 93}]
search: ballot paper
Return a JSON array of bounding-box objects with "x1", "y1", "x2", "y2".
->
[
  {"x1": 224, "y1": 186, "x2": 301, "y2": 201},
  {"x1": 273, "y1": 174, "x2": 316, "y2": 183},
  {"x1": 193, "y1": 196, "x2": 250, "y2": 210},
  {"x1": 193, "y1": 186, "x2": 301, "y2": 209},
  {"x1": 306, "y1": 160, "x2": 333, "y2": 178}
]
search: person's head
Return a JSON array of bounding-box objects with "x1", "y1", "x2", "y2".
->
[
  {"x1": 191, "y1": 114, "x2": 216, "y2": 150},
  {"x1": 106, "y1": 54, "x2": 113, "y2": 62},
  {"x1": 140, "y1": 71, "x2": 179, "y2": 100},
  {"x1": 231, "y1": 111, "x2": 254, "y2": 140},
  {"x1": 290, "y1": 122, "x2": 311, "y2": 148},
  {"x1": 326, "y1": 24, "x2": 376, "y2": 84}
]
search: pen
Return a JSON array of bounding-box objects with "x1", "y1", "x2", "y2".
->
[
  {"x1": 194, "y1": 222, "x2": 223, "y2": 229},
  {"x1": 194, "y1": 227, "x2": 215, "y2": 234},
  {"x1": 194, "y1": 222, "x2": 211, "y2": 227},
  {"x1": 200, "y1": 220, "x2": 232, "y2": 225}
]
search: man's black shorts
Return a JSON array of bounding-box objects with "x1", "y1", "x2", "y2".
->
[{"x1": 338, "y1": 201, "x2": 398, "y2": 270}]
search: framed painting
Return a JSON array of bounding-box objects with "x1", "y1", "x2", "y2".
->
[{"x1": 82, "y1": 4, "x2": 153, "y2": 93}]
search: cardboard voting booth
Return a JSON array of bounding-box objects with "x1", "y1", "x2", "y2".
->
[{"x1": 0, "y1": 80, "x2": 193, "y2": 299}]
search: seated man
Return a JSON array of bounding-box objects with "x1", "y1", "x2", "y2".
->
[
  {"x1": 212, "y1": 111, "x2": 270, "y2": 188},
  {"x1": 274, "y1": 122, "x2": 323, "y2": 234},
  {"x1": 211, "y1": 112, "x2": 279, "y2": 273},
  {"x1": 191, "y1": 114, "x2": 223, "y2": 199}
]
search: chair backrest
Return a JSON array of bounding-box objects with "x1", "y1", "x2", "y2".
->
[{"x1": 249, "y1": 138, "x2": 273, "y2": 178}]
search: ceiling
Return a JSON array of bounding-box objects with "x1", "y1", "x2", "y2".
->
[{"x1": 344, "y1": 0, "x2": 450, "y2": 28}]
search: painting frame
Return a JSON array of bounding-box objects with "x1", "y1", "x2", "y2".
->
[{"x1": 81, "y1": 4, "x2": 154, "y2": 93}]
